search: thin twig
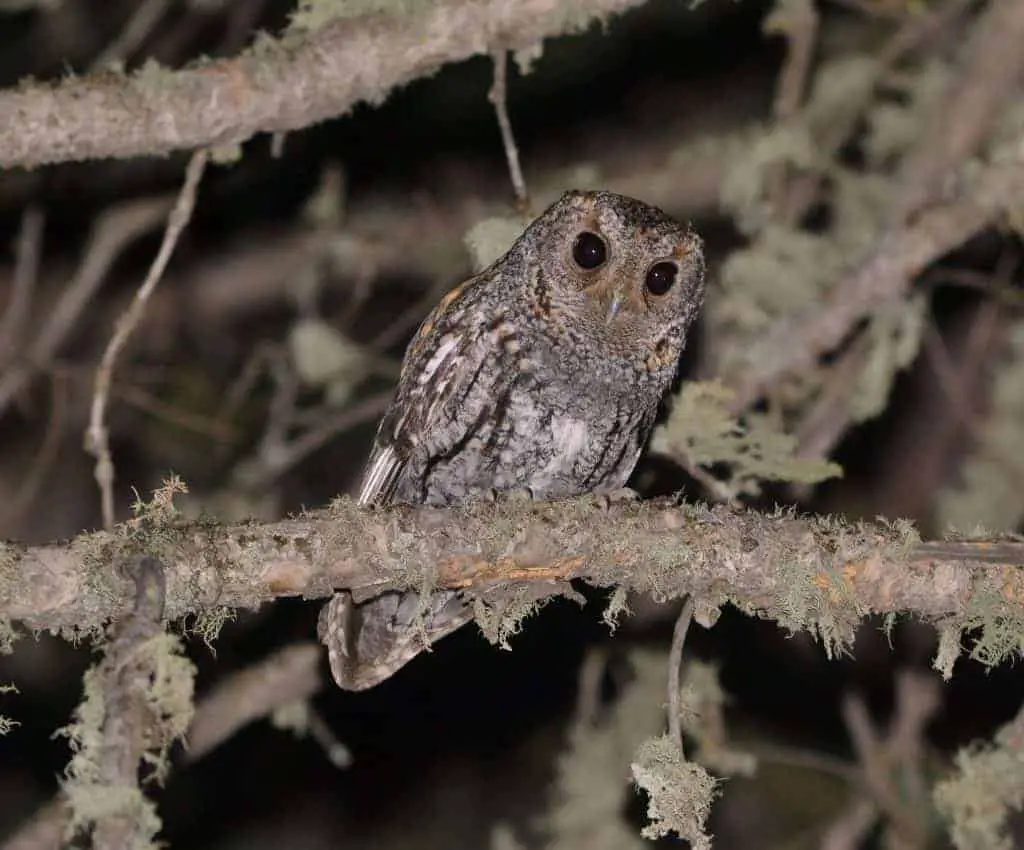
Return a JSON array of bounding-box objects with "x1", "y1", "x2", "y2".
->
[
  {"x1": 667, "y1": 596, "x2": 695, "y2": 754},
  {"x1": 488, "y1": 50, "x2": 529, "y2": 213},
  {"x1": 826, "y1": 0, "x2": 910, "y2": 18},
  {"x1": 893, "y1": 0, "x2": 1024, "y2": 221},
  {"x1": 764, "y1": 0, "x2": 819, "y2": 222},
  {"x1": 370, "y1": 285, "x2": 448, "y2": 352},
  {"x1": 727, "y1": 144, "x2": 1024, "y2": 412},
  {"x1": 217, "y1": 0, "x2": 272, "y2": 54},
  {"x1": 886, "y1": 670, "x2": 941, "y2": 813},
  {"x1": 0, "y1": 196, "x2": 172, "y2": 416},
  {"x1": 878, "y1": 0, "x2": 976, "y2": 67},
  {"x1": 212, "y1": 341, "x2": 279, "y2": 458},
  {"x1": 85, "y1": 150, "x2": 208, "y2": 530},
  {"x1": 234, "y1": 389, "x2": 393, "y2": 490},
  {"x1": 793, "y1": 332, "x2": 873, "y2": 461},
  {"x1": 186, "y1": 643, "x2": 323, "y2": 761},
  {"x1": 574, "y1": 647, "x2": 608, "y2": 726},
  {"x1": 0, "y1": 205, "x2": 44, "y2": 371},
  {"x1": 304, "y1": 707, "x2": 354, "y2": 769},
  {"x1": 923, "y1": 320, "x2": 984, "y2": 432},
  {"x1": 922, "y1": 297, "x2": 1024, "y2": 483},
  {"x1": 839, "y1": 670, "x2": 941, "y2": 848},
  {"x1": 112, "y1": 382, "x2": 238, "y2": 443},
  {"x1": 819, "y1": 798, "x2": 878, "y2": 850},
  {"x1": 679, "y1": 456, "x2": 738, "y2": 505},
  {"x1": 0, "y1": 376, "x2": 67, "y2": 530},
  {"x1": 92, "y1": 0, "x2": 173, "y2": 69},
  {"x1": 246, "y1": 345, "x2": 301, "y2": 475},
  {"x1": 747, "y1": 742, "x2": 861, "y2": 784}
]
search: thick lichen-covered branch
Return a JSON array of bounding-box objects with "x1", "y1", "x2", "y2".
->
[
  {"x1": 2, "y1": 497, "x2": 1023, "y2": 671},
  {"x1": 718, "y1": 0, "x2": 1024, "y2": 411},
  {"x1": 0, "y1": 0, "x2": 650, "y2": 170},
  {"x1": 725, "y1": 134, "x2": 1024, "y2": 410},
  {"x1": 58, "y1": 557, "x2": 194, "y2": 850}
]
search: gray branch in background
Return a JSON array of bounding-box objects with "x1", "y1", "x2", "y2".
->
[{"x1": 0, "y1": 0, "x2": 650, "y2": 170}]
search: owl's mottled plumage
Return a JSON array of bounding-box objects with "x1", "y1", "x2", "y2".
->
[{"x1": 320, "y1": 190, "x2": 705, "y2": 690}]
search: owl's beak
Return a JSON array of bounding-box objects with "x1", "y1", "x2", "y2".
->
[{"x1": 605, "y1": 291, "x2": 625, "y2": 324}]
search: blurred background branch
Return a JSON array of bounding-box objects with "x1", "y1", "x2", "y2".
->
[{"x1": 1, "y1": 0, "x2": 1023, "y2": 848}]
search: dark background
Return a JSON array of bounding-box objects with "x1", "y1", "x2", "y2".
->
[{"x1": 0, "y1": 1, "x2": 1021, "y2": 848}]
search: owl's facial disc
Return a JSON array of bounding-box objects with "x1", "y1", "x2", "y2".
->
[
  {"x1": 562, "y1": 224, "x2": 700, "y2": 334},
  {"x1": 518, "y1": 190, "x2": 705, "y2": 363}
]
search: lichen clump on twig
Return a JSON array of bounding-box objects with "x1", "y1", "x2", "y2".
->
[{"x1": 631, "y1": 734, "x2": 718, "y2": 848}]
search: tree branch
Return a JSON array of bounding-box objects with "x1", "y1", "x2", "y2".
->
[
  {"x1": 724, "y1": 0, "x2": 1024, "y2": 411},
  {"x1": 2, "y1": 498, "x2": 1022, "y2": 645},
  {"x1": 0, "y1": 0, "x2": 650, "y2": 170},
  {"x1": 726, "y1": 143, "x2": 1024, "y2": 410}
]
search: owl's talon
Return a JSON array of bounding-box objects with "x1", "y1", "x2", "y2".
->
[
  {"x1": 598, "y1": 487, "x2": 640, "y2": 510},
  {"x1": 486, "y1": 487, "x2": 535, "y2": 504}
]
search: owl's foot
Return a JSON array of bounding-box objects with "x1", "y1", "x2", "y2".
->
[
  {"x1": 485, "y1": 487, "x2": 535, "y2": 503},
  {"x1": 597, "y1": 487, "x2": 640, "y2": 509}
]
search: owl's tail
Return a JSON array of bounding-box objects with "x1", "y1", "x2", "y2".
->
[{"x1": 318, "y1": 590, "x2": 473, "y2": 691}]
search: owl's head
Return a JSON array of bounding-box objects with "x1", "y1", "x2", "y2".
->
[{"x1": 512, "y1": 190, "x2": 705, "y2": 371}]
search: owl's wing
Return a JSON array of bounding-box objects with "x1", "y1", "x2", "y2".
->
[
  {"x1": 355, "y1": 442, "x2": 404, "y2": 507},
  {"x1": 329, "y1": 288, "x2": 510, "y2": 690},
  {"x1": 355, "y1": 283, "x2": 510, "y2": 507}
]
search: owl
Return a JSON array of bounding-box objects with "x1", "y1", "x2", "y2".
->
[{"x1": 320, "y1": 189, "x2": 705, "y2": 690}]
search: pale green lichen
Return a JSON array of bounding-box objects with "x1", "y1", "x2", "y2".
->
[
  {"x1": 208, "y1": 144, "x2": 243, "y2": 165},
  {"x1": 129, "y1": 57, "x2": 174, "y2": 94},
  {"x1": 59, "y1": 633, "x2": 195, "y2": 849},
  {"x1": 962, "y1": 585, "x2": 1024, "y2": 669},
  {"x1": 543, "y1": 649, "x2": 667, "y2": 850},
  {"x1": 706, "y1": 49, "x2": 953, "y2": 435},
  {"x1": 601, "y1": 586, "x2": 631, "y2": 633},
  {"x1": 716, "y1": 224, "x2": 851, "y2": 332},
  {"x1": 128, "y1": 475, "x2": 189, "y2": 529},
  {"x1": 287, "y1": 318, "x2": 372, "y2": 407},
  {"x1": 464, "y1": 215, "x2": 529, "y2": 273},
  {"x1": 800, "y1": 55, "x2": 880, "y2": 152},
  {"x1": 851, "y1": 293, "x2": 927, "y2": 422},
  {"x1": 652, "y1": 381, "x2": 841, "y2": 499},
  {"x1": 187, "y1": 606, "x2": 235, "y2": 651},
  {"x1": 718, "y1": 124, "x2": 822, "y2": 236},
  {"x1": 491, "y1": 822, "x2": 529, "y2": 850},
  {"x1": 935, "y1": 706, "x2": 1024, "y2": 850},
  {"x1": 935, "y1": 320, "x2": 1024, "y2": 533},
  {"x1": 928, "y1": 573, "x2": 1024, "y2": 679},
  {"x1": 933, "y1": 621, "x2": 963, "y2": 680},
  {"x1": 772, "y1": 556, "x2": 856, "y2": 661},
  {"x1": 0, "y1": 683, "x2": 18, "y2": 735},
  {"x1": 472, "y1": 588, "x2": 551, "y2": 651},
  {"x1": 631, "y1": 734, "x2": 718, "y2": 846},
  {"x1": 0, "y1": 618, "x2": 18, "y2": 655},
  {"x1": 863, "y1": 60, "x2": 953, "y2": 167},
  {"x1": 289, "y1": 0, "x2": 425, "y2": 34}
]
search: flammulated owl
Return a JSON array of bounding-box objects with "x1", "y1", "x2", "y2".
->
[{"x1": 319, "y1": 189, "x2": 705, "y2": 690}]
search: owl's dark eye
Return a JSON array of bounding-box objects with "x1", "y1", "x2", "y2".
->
[
  {"x1": 645, "y1": 261, "x2": 677, "y2": 296},
  {"x1": 572, "y1": 231, "x2": 607, "y2": 270}
]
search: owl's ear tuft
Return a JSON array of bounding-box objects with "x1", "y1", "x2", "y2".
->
[{"x1": 558, "y1": 189, "x2": 595, "y2": 209}]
